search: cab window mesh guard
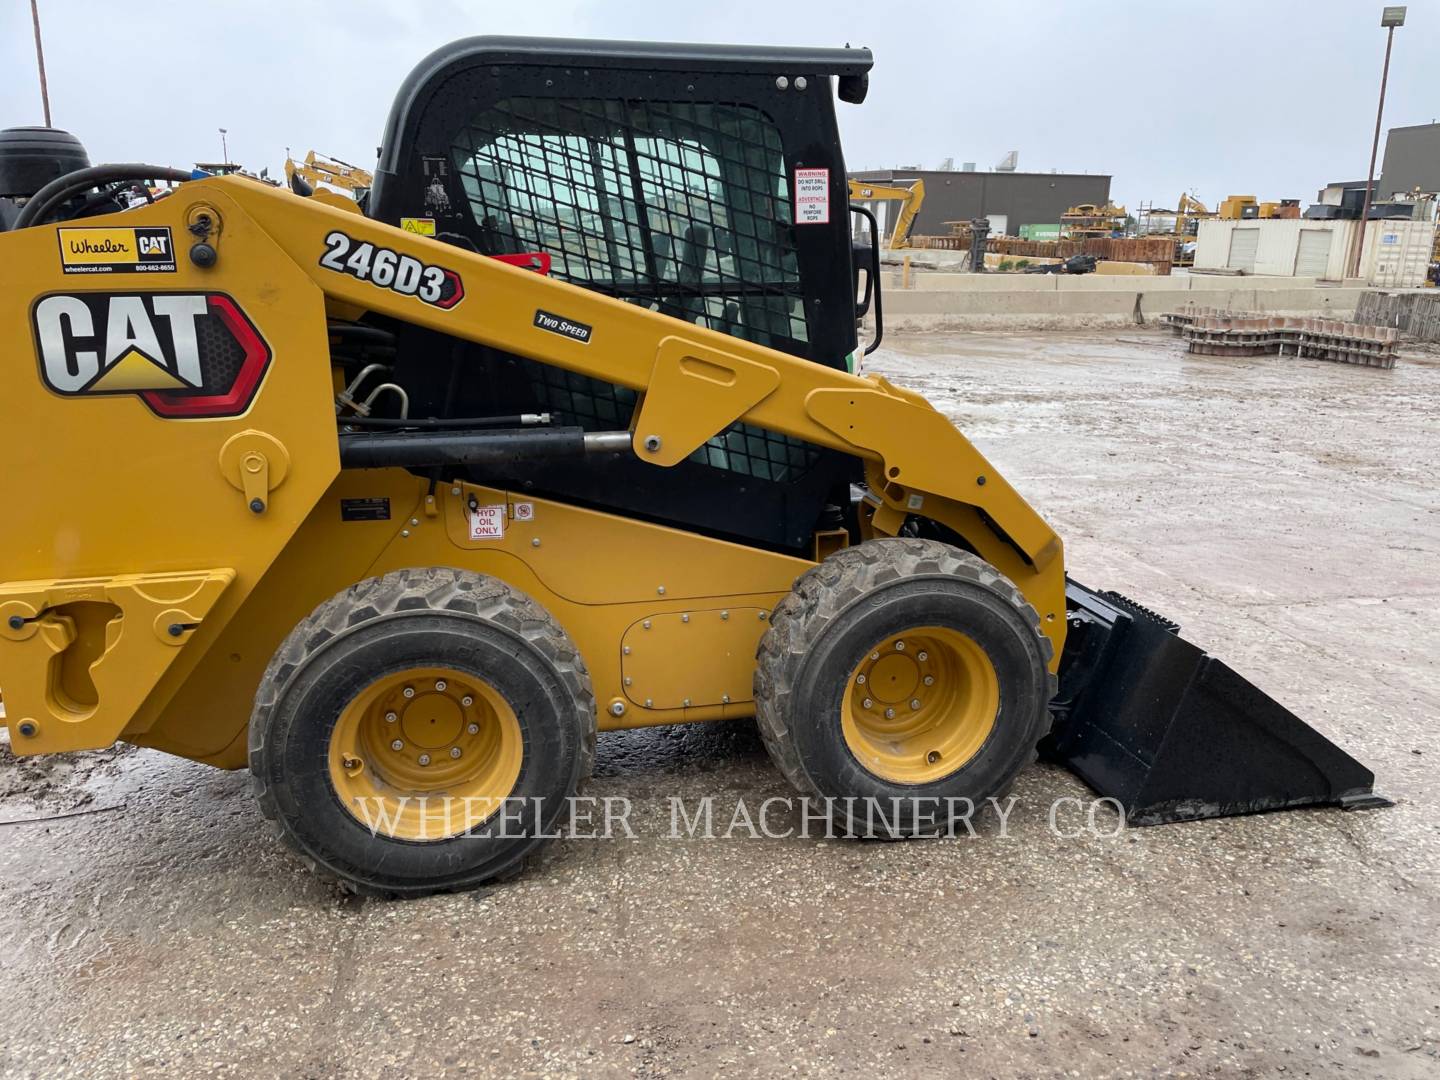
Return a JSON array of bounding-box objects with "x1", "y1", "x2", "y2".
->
[{"x1": 452, "y1": 94, "x2": 819, "y2": 483}]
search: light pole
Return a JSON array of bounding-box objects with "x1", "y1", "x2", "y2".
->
[
  {"x1": 30, "y1": 0, "x2": 51, "y2": 126},
  {"x1": 219, "y1": 128, "x2": 229, "y2": 166},
  {"x1": 1350, "y1": 6, "x2": 1406, "y2": 279}
]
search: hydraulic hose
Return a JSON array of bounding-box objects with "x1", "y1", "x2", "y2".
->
[{"x1": 14, "y1": 164, "x2": 194, "y2": 230}]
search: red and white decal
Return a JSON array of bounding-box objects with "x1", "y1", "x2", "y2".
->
[
  {"x1": 468, "y1": 504, "x2": 506, "y2": 540},
  {"x1": 794, "y1": 167, "x2": 830, "y2": 225}
]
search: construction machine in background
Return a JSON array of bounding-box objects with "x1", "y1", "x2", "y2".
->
[
  {"x1": 1219, "y1": 195, "x2": 1301, "y2": 220},
  {"x1": 0, "y1": 38, "x2": 1384, "y2": 897},
  {"x1": 1061, "y1": 202, "x2": 1129, "y2": 239},
  {"x1": 847, "y1": 178, "x2": 925, "y2": 249},
  {"x1": 284, "y1": 149, "x2": 374, "y2": 199}
]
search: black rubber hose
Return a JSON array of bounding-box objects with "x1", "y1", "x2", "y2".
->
[
  {"x1": 327, "y1": 323, "x2": 397, "y2": 345},
  {"x1": 14, "y1": 164, "x2": 193, "y2": 230}
]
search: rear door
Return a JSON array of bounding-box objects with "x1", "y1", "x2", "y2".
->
[
  {"x1": 1227, "y1": 228, "x2": 1259, "y2": 272},
  {"x1": 1295, "y1": 229, "x2": 1332, "y2": 278}
]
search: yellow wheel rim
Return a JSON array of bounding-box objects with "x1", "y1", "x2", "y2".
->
[
  {"x1": 327, "y1": 666, "x2": 523, "y2": 841},
  {"x1": 841, "y1": 627, "x2": 999, "y2": 784}
]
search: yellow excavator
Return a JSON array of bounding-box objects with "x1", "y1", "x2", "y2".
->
[
  {"x1": 848, "y1": 178, "x2": 925, "y2": 249},
  {"x1": 284, "y1": 149, "x2": 374, "y2": 198},
  {"x1": 0, "y1": 39, "x2": 1383, "y2": 897}
]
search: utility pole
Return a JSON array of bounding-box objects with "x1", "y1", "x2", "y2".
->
[
  {"x1": 219, "y1": 128, "x2": 229, "y2": 165},
  {"x1": 1350, "y1": 7, "x2": 1406, "y2": 279},
  {"x1": 30, "y1": 0, "x2": 52, "y2": 127}
]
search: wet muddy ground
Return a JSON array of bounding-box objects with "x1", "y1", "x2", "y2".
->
[{"x1": 3, "y1": 329, "x2": 1438, "y2": 1078}]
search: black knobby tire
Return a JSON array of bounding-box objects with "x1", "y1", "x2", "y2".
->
[
  {"x1": 249, "y1": 567, "x2": 595, "y2": 897},
  {"x1": 754, "y1": 539, "x2": 1055, "y2": 836}
]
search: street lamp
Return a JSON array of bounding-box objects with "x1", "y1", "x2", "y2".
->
[
  {"x1": 1350, "y1": 6, "x2": 1406, "y2": 278},
  {"x1": 30, "y1": 0, "x2": 51, "y2": 127},
  {"x1": 219, "y1": 128, "x2": 229, "y2": 166}
]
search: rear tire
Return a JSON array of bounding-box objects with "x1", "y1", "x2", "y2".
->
[
  {"x1": 249, "y1": 567, "x2": 595, "y2": 897},
  {"x1": 754, "y1": 539, "x2": 1054, "y2": 836}
]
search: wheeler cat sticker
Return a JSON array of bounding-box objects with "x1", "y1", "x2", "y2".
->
[
  {"x1": 319, "y1": 230, "x2": 464, "y2": 309},
  {"x1": 32, "y1": 292, "x2": 271, "y2": 418},
  {"x1": 58, "y1": 226, "x2": 176, "y2": 274}
]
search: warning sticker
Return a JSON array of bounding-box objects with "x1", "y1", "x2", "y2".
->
[
  {"x1": 400, "y1": 217, "x2": 436, "y2": 237},
  {"x1": 513, "y1": 502, "x2": 534, "y2": 522},
  {"x1": 469, "y1": 504, "x2": 506, "y2": 540},
  {"x1": 794, "y1": 168, "x2": 830, "y2": 225}
]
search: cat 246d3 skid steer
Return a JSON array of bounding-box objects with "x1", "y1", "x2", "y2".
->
[{"x1": 0, "y1": 38, "x2": 1384, "y2": 895}]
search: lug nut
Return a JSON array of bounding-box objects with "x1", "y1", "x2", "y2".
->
[
  {"x1": 895, "y1": 640, "x2": 906, "y2": 651},
  {"x1": 418, "y1": 753, "x2": 431, "y2": 766},
  {"x1": 870, "y1": 652, "x2": 880, "y2": 661},
  {"x1": 884, "y1": 708, "x2": 895, "y2": 719},
  {"x1": 461, "y1": 696, "x2": 473, "y2": 707},
  {"x1": 917, "y1": 651, "x2": 928, "y2": 662},
  {"x1": 856, "y1": 674, "x2": 867, "y2": 685},
  {"x1": 923, "y1": 675, "x2": 935, "y2": 686},
  {"x1": 862, "y1": 698, "x2": 873, "y2": 709},
  {"x1": 910, "y1": 699, "x2": 922, "y2": 710},
  {"x1": 342, "y1": 754, "x2": 363, "y2": 772},
  {"x1": 449, "y1": 747, "x2": 462, "y2": 759},
  {"x1": 385, "y1": 711, "x2": 398, "y2": 723},
  {"x1": 435, "y1": 679, "x2": 447, "y2": 691},
  {"x1": 390, "y1": 739, "x2": 404, "y2": 751},
  {"x1": 467, "y1": 722, "x2": 480, "y2": 735},
  {"x1": 402, "y1": 686, "x2": 415, "y2": 699}
]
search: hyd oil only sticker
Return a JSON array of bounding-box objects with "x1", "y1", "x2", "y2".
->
[
  {"x1": 58, "y1": 226, "x2": 176, "y2": 274},
  {"x1": 468, "y1": 504, "x2": 506, "y2": 540}
]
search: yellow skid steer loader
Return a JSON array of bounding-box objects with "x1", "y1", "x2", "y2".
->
[{"x1": 0, "y1": 39, "x2": 1383, "y2": 896}]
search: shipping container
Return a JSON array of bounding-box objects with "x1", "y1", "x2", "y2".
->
[{"x1": 1194, "y1": 218, "x2": 1436, "y2": 286}]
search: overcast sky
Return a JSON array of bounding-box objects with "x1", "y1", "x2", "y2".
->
[{"x1": 3, "y1": 1, "x2": 1435, "y2": 214}]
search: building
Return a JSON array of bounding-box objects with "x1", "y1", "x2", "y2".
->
[
  {"x1": 849, "y1": 167, "x2": 1111, "y2": 239},
  {"x1": 1193, "y1": 218, "x2": 1435, "y2": 287},
  {"x1": 1378, "y1": 123, "x2": 1440, "y2": 198}
]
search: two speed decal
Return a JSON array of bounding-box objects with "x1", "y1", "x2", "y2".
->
[{"x1": 319, "y1": 230, "x2": 464, "y2": 309}]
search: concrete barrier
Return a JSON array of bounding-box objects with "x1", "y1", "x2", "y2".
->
[{"x1": 875, "y1": 273, "x2": 1365, "y2": 330}]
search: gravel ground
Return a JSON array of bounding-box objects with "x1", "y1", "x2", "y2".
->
[{"x1": 2, "y1": 329, "x2": 1437, "y2": 1079}]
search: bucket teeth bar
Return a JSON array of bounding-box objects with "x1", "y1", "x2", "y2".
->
[{"x1": 1048, "y1": 581, "x2": 1389, "y2": 825}]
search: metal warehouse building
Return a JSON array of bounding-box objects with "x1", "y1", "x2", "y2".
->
[
  {"x1": 1378, "y1": 122, "x2": 1440, "y2": 197},
  {"x1": 849, "y1": 168, "x2": 1112, "y2": 239}
]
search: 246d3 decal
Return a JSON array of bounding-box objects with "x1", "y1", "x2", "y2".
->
[
  {"x1": 32, "y1": 292, "x2": 272, "y2": 419},
  {"x1": 318, "y1": 230, "x2": 464, "y2": 309}
]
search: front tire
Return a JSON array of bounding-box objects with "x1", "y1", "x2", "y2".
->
[
  {"x1": 754, "y1": 539, "x2": 1054, "y2": 836},
  {"x1": 249, "y1": 568, "x2": 595, "y2": 897}
]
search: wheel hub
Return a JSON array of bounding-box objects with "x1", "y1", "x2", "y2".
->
[
  {"x1": 842, "y1": 628, "x2": 999, "y2": 784},
  {"x1": 327, "y1": 666, "x2": 523, "y2": 840},
  {"x1": 401, "y1": 692, "x2": 464, "y2": 748}
]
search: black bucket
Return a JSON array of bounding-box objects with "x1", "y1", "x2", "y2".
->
[{"x1": 1047, "y1": 581, "x2": 1389, "y2": 825}]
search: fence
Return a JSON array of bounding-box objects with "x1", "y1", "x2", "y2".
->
[
  {"x1": 1354, "y1": 291, "x2": 1440, "y2": 342},
  {"x1": 910, "y1": 234, "x2": 1173, "y2": 274}
]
